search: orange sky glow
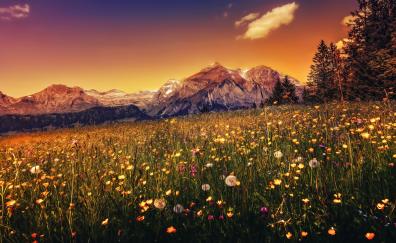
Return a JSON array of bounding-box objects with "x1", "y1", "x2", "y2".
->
[{"x1": 0, "y1": 0, "x2": 356, "y2": 97}]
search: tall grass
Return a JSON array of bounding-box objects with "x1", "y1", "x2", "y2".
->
[{"x1": 0, "y1": 102, "x2": 395, "y2": 242}]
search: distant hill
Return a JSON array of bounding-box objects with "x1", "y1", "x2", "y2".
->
[{"x1": 0, "y1": 105, "x2": 149, "y2": 134}]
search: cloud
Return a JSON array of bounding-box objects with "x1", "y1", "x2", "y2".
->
[
  {"x1": 341, "y1": 15, "x2": 356, "y2": 26},
  {"x1": 237, "y1": 2, "x2": 299, "y2": 40},
  {"x1": 235, "y1": 13, "x2": 260, "y2": 27},
  {"x1": 0, "y1": 4, "x2": 30, "y2": 21}
]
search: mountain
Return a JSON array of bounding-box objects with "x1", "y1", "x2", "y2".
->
[
  {"x1": 0, "y1": 91, "x2": 16, "y2": 114},
  {"x1": 0, "y1": 62, "x2": 304, "y2": 132},
  {"x1": 3, "y1": 85, "x2": 101, "y2": 115},
  {"x1": 148, "y1": 63, "x2": 302, "y2": 117},
  {"x1": 86, "y1": 89, "x2": 155, "y2": 109}
]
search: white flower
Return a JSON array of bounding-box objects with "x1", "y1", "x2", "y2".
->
[
  {"x1": 30, "y1": 165, "x2": 41, "y2": 174},
  {"x1": 205, "y1": 163, "x2": 213, "y2": 168},
  {"x1": 308, "y1": 158, "x2": 320, "y2": 168},
  {"x1": 201, "y1": 184, "x2": 211, "y2": 191},
  {"x1": 274, "y1": 151, "x2": 283, "y2": 159},
  {"x1": 296, "y1": 156, "x2": 303, "y2": 162},
  {"x1": 173, "y1": 204, "x2": 184, "y2": 214},
  {"x1": 225, "y1": 175, "x2": 238, "y2": 187}
]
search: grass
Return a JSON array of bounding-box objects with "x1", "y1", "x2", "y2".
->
[{"x1": 0, "y1": 102, "x2": 395, "y2": 242}]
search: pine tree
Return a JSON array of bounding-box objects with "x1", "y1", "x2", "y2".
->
[
  {"x1": 345, "y1": 0, "x2": 396, "y2": 100},
  {"x1": 328, "y1": 43, "x2": 345, "y2": 101},
  {"x1": 268, "y1": 78, "x2": 284, "y2": 105},
  {"x1": 307, "y1": 40, "x2": 333, "y2": 102},
  {"x1": 282, "y1": 76, "x2": 299, "y2": 104}
]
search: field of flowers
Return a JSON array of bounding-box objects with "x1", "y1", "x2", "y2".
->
[{"x1": 0, "y1": 102, "x2": 395, "y2": 242}]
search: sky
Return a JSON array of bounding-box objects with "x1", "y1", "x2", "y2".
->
[{"x1": 0, "y1": 0, "x2": 357, "y2": 97}]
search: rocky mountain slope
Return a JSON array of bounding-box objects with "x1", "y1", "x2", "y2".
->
[{"x1": 148, "y1": 63, "x2": 303, "y2": 117}]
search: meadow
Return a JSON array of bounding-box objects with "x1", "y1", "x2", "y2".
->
[{"x1": 0, "y1": 102, "x2": 395, "y2": 242}]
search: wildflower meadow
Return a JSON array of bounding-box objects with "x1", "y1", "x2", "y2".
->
[{"x1": 0, "y1": 102, "x2": 395, "y2": 242}]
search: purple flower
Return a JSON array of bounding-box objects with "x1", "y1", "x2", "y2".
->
[
  {"x1": 208, "y1": 215, "x2": 214, "y2": 221},
  {"x1": 260, "y1": 207, "x2": 269, "y2": 215},
  {"x1": 190, "y1": 165, "x2": 197, "y2": 177}
]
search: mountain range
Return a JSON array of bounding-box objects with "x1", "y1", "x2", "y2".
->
[{"x1": 0, "y1": 63, "x2": 304, "y2": 132}]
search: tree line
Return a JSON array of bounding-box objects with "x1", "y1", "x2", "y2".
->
[
  {"x1": 306, "y1": 0, "x2": 395, "y2": 103},
  {"x1": 269, "y1": 0, "x2": 395, "y2": 105}
]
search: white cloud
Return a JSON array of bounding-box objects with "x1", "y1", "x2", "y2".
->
[
  {"x1": 341, "y1": 15, "x2": 356, "y2": 26},
  {"x1": 237, "y1": 2, "x2": 299, "y2": 40},
  {"x1": 0, "y1": 4, "x2": 30, "y2": 21},
  {"x1": 235, "y1": 13, "x2": 260, "y2": 27}
]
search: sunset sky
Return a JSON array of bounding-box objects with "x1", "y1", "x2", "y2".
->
[{"x1": 0, "y1": 0, "x2": 357, "y2": 97}]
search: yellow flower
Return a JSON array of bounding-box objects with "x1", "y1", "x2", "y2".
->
[
  {"x1": 302, "y1": 198, "x2": 310, "y2": 204},
  {"x1": 165, "y1": 189, "x2": 172, "y2": 196},
  {"x1": 376, "y1": 203, "x2": 385, "y2": 210},
  {"x1": 226, "y1": 211, "x2": 234, "y2": 218},
  {"x1": 154, "y1": 198, "x2": 166, "y2": 210},
  {"x1": 101, "y1": 218, "x2": 109, "y2": 226},
  {"x1": 136, "y1": 215, "x2": 145, "y2": 222},
  {"x1": 273, "y1": 179, "x2": 282, "y2": 186},
  {"x1": 5, "y1": 200, "x2": 16, "y2": 207},
  {"x1": 301, "y1": 231, "x2": 308, "y2": 237},
  {"x1": 328, "y1": 227, "x2": 336, "y2": 236},
  {"x1": 166, "y1": 226, "x2": 177, "y2": 234},
  {"x1": 197, "y1": 210, "x2": 203, "y2": 217},
  {"x1": 365, "y1": 232, "x2": 375, "y2": 240},
  {"x1": 361, "y1": 132, "x2": 370, "y2": 139},
  {"x1": 333, "y1": 198, "x2": 342, "y2": 204},
  {"x1": 381, "y1": 198, "x2": 389, "y2": 204},
  {"x1": 35, "y1": 199, "x2": 44, "y2": 204},
  {"x1": 286, "y1": 232, "x2": 293, "y2": 239}
]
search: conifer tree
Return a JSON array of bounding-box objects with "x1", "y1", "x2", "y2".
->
[
  {"x1": 268, "y1": 78, "x2": 284, "y2": 105},
  {"x1": 282, "y1": 76, "x2": 299, "y2": 104},
  {"x1": 345, "y1": 0, "x2": 396, "y2": 100}
]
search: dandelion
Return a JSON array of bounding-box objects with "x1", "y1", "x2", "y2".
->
[
  {"x1": 274, "y1": 151, "x2": 283, "y2": 159},
  {"x1": 154, "y1": 198, "x2": 166, "y2": 210},
  {"x1": 225, "y1": 174, "x2": 238, "y2": 187},
  {"x1": 205, "y1": 163, "x2": 213, "y2": 168},
  {"x1": 365, "y1": 232, "x2": 375, "y2": 240},
  {"x1": 30, "y1": 165, "x2": 41, "y2": 174},
  {"x1": 166, "y1": 226, "x2": 177, "y2": 234},
  {"x1": 173, "y1": 204, "x2": 184, "y2": 214},
  {"x1": 308, "y1": 158, "x2": 320, "y2": 168},
  {"x1": 201, "y1": 184, "x2": 211, "y2": 191}
]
